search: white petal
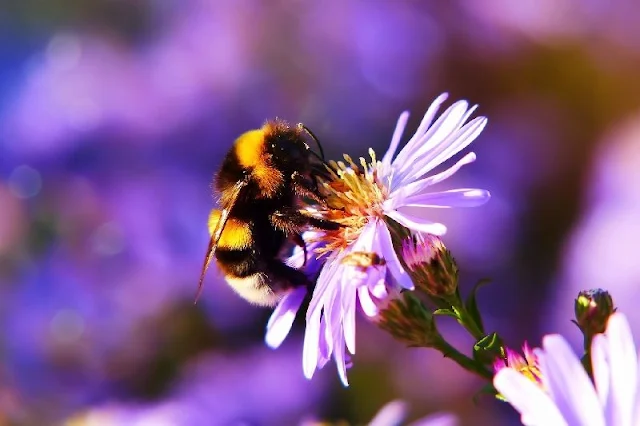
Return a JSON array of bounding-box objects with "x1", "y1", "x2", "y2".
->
[
  {"x1": 333, "y1": 332, "x2": 349, "y2": 386},
  {"x1": 342, "y1": 281, "x2": 357, "y2": 355},
  {"x1": 358, "y1": 285, "x2": 379, "y2": 317},
  {"x1": 381, "y1": 111, "x2": 410, "y2": 169},
  {"x1": 307, "y1": 253, "x2": 342, "y2": 319},
  {"x1": 494, "y1": 368, "x2": 568, "y2": 426},
  {"x1": 461, "y1": 103, "x2": 479, "y2": 124},
  {"x1": 388, "y1": 152, "x2": 476, "y2": 204},
  {"x1": 369, "y1": 275, "x2": 389, "y2": 298},
  {"x1": 302, "y1": 306, "x2": 322, "y2": 379},
  {"x1": 404, "y1": 116, "x2": 487, "y2": 185},
  {"x1": 603, "y1": 313, "x2": 638, "y2": 426},
  {"x1": 322, "y1": 270, "x2": 342, "y2": 358},
  {"x1": 408, "y1": 413, "x2": 458, "y2": 426},
  {"x1": 318, "y1": 317, "x2": 331, "y2": 369},
  {"x1": 591, "y1": 333, "x2": 611, "y2": 407},
  {"x1": 393, "y1": 100, "x2": 470, "y2": 187},
  {"x1": 368, "y1": 400, "x2": 408, "y2": 426},
  {"x1": 538, "y1": 336, "x2": 605, "y2": 426},
  {"x1": 384, "y1": 209, "x2": 447, "y2": 236},
  {"x1": 375, "y1": 221, "x2": 414, "y2": 290},
  {"x1": 412, "y1": 93, "x2": 451, "y2": 141},
  {"x1": 352, "y1": 220, "x2": 377, "y2": 250},
  {"x1": 402, "y1": 188, "x2": 491, "y2": 209},
  {"x1": 265, "y1": 286, "x2": 307, "y2": 349},
  {"x1": 391, "y1": 93, "x2": 449, "y2": 170},
  {"x1": 401, "y1": 100, "x2": 469, "y2": 167}
]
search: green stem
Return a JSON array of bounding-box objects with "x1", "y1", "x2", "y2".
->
[
  {"x1": 435, "y1": 337, "x2": 493, "y2": 381},
  {"x1": 450, "y1": 300, "x2": 485, "y2": 341},
  {"x1": 582, "y1": 335, "x2": 594, "y2": 381}
]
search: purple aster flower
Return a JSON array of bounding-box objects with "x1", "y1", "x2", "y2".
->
[
  {"x1": 268, "y1": 93, "x2": 490, "y2": 385},
  {"x1": 494, "y1": 312, "x2": 640, "y2": 426}
]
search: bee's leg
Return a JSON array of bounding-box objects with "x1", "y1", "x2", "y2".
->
[
  {"x1": 269, "y1": 208, "x2": 341, "y2": 235},
  {"x1": 291, "y1": 232, "x2": 308, "y2": 267},
  {"x1": 291, "y1": 171, "x2": 326, "y2": 205}
]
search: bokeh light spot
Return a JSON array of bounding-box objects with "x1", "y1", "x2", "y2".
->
[
  {"x1": 8, "y1": 165, "x2": 42, "y2": 199},
  {"x1": 46, "y1": 33, "x2": 82, "y2": 71},
  {"x1": 50, "y1": 310, "x2": 85, "y2": 343},
  {"x1": 91, "y1": 221, "x2": 125, "y2": 256}
]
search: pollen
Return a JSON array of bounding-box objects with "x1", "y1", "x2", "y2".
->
[{"x1": 312, "y1": 149, "x2": 388, "y2": 255}]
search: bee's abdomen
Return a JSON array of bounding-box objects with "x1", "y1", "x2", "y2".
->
[
  {"x1": 215, "y1": 248, "x2": 260, "y2": 278},
  {"x1": 224, "y1": 273, "x2": 279, "y2": 306}
]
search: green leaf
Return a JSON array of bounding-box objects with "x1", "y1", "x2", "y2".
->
[
  {"x1": 473, "y1": 332, "x2": 504, "y2": 365},
  {"x1": 465, "y1": 278, "x2": 491, "y2": 334},
  {"x1": 433, "y1": 308, "x2": 459, "y2": 319}
]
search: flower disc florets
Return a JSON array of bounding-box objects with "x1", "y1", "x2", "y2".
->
[{"x1": 313, "y1": 151, "x2": 387, "y2": 255}]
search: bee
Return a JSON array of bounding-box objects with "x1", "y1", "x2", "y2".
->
[
  {"x1": 341, "y1": 251, "x2": 386, "y2": 271},
  {"x1": 196, "y1": 119, "x2": 339, "y2": 306}
]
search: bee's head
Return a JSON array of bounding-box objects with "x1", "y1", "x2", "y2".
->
[{"x1": 263, "y1": 120, "x2": 318, "y2": 172}]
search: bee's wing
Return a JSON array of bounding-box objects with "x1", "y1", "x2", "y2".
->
[{"x1": 195, "y1": 177, "x2": 249, "y2": 303}]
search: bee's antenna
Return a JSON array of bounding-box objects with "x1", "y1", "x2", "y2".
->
[{"x1": 298, "y1": 123, "x2": 326, "y2": 161}]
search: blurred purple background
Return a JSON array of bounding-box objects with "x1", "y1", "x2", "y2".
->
[{"x1": 1, "y1": 1, "x2": 640, "y2": 425}]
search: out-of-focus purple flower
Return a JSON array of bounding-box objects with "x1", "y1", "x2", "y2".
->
[
  {"x1": 367, "y1": 400, "x2": 458, "y2": 426},
  {"x1": 494, "y1": 313, "x2": 639, "y2": 426},
  {"x1": 64, "y1": 346, "x2": 328, "y2": 426},
  {"x1": 1, "y1": 1, "x2": 255, "y2": 158},
  {"x1": 285, "y1": 94, "x2": 490, "y2": 385},
  {"x1": 552, "y1": 115, "x2": 640, "y2": 341},
  {"x1": 298, "y1": 400, "x2": 457, "y2": 426}
]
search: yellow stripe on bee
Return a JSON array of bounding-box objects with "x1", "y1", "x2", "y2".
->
[
  {"x1": 235, "y1": 129, "x2": 265, "y2": 169},
  {"x1": 208, "y1": 209, "x2": 252, "y2": 250},
  {"x1": 234, "y1": 128, "x2": 283, "y2": 196}
]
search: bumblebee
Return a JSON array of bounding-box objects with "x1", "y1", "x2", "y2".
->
[{"x1": 197, "y1": 119, "x2": 339, "y2": 306}]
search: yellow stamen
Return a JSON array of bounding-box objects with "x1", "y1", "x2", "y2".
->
[{"x1": 311, "y1": 150, "x2": 388, "y2": 256}]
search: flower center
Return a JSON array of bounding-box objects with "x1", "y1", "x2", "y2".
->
[
  {"x1": 494, "y1": 346, "x2": 545, "y2": 390},
  {"x1": 312, "y1": 150, "x2": 388, "y2": 255}
]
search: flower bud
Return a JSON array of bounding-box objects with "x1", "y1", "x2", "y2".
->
[
  {"x1": 375, "y1": 292, "x2": 442, "y2": 348},
  {"x1": 401, "y1": 233, "x2": 458, "y2": 299},
  {"x1": 574, "y1": 288, "x2": 615, "y2": 339}
]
